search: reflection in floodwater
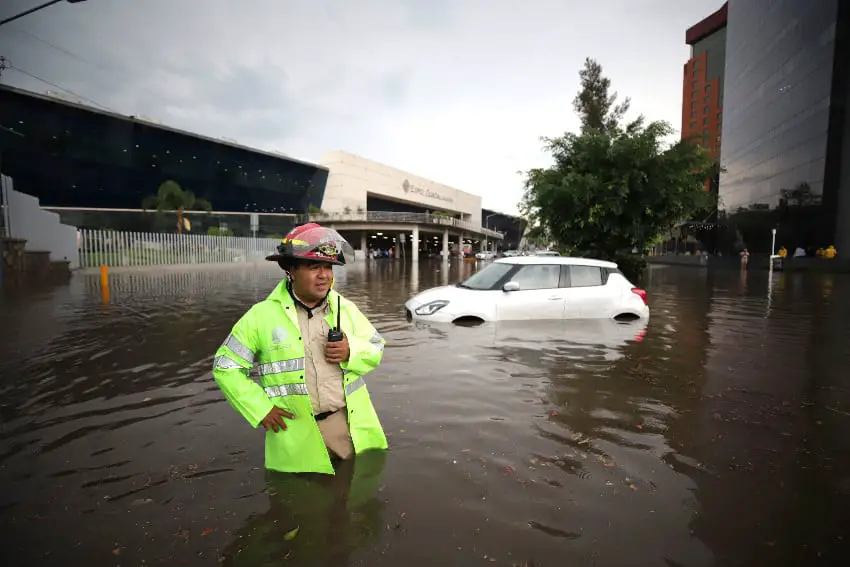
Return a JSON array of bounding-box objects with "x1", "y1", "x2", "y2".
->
[
  {"x1": 0, "y1": 262, "x2": 849, "y2": 566},
  {"x1": 222, "y1": 451, "x2": 387, "y2": 567}
]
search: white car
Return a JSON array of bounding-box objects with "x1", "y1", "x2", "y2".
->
[
  {"x1": 404, "y1": 256, "x2": 649, "y2": 324},
  {"x1": 475, "y1": 251, "x2": 496, "y2": 260}
]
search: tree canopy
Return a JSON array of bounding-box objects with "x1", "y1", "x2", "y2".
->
[
  {"x1": 572, "y1": 57, "x2": 630, "y2": 134},
  {"x1": 520, "y1": 58, "x2": 716, "y2": 267},
  {"x1": 141, "y1": 180, "x2": 212, "y2": 233}
]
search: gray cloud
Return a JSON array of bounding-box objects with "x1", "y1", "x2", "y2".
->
[{"x1": 0, "y1": 0, "x2": 727, "y2": 213}]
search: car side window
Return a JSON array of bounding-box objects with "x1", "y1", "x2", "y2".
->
[
  {"x1": 509, "y1": 264, "x2": 560, "y2": 290},
  {"x1": 568, "y1": 265, "x2": 604, "y2": 287}
]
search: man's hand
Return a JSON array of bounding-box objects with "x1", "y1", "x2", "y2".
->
[
  {"x1": 325, "y1": 333, "x2": 350, "y2": 364},
  {"x1": 262, "y1": 406, "x2": 294, "y2": 432}
]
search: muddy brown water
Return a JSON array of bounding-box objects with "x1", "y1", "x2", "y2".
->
[{"x1": 1, "y1": 261, "x2": 849, "y2": 566}]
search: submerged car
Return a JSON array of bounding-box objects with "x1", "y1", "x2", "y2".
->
[{"x1": 404, "y1": 256, "x2": 649, "y2": 324}]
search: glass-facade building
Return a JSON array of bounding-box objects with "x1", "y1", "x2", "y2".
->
[
  {"x1": 718, "y1": 0, "x2": 850, "y2": 255},
  {"x1": 0, "y1": 85, "x2": 327, "y2": 235},
  {"x1": 481, "y1": 209, "x2": 525, "y2": 251}
]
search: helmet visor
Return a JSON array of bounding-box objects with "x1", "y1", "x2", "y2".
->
[{"x1": 287, "y1": 225, "x2": 356, "y2": 265}]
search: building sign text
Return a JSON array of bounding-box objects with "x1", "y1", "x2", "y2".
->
[{"x1": 402, "y1": 179, "x2": 454, "y2": 204}]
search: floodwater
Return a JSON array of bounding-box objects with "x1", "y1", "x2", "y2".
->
[{"x1": 1, "y1": 261, "x2": 849, "y2": 567}]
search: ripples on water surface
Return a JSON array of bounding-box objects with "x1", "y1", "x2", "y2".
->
[{"x1": 1, "y1": 261, "x2": 849, "y2": 566}]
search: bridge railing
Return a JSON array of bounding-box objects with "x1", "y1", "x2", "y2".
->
[{"x1": 300, "y1": 211, "x2": 504, "y2": 239}]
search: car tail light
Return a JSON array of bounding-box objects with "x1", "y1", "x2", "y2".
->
[{"x1": 631, "y1": 288, "x2": 648, "y2": 305}]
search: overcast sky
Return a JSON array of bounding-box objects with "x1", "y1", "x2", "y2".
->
[{"x1": 0, "y1": 0, "x2": 722, "y2": 214}]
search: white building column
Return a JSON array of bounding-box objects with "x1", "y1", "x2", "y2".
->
[
  {"x1": 442, "y1": 229, "x2": 449, "y2": 259},
  {"x1": 360, "y1": 233, "x2": 367, "y2": 260},
  {"x1": 395, "y1": 235, "x2": 402, "y2": 259},
  {"x1": 411, "y1": 225, "x2": 420, "y2": 263},
  {"x1": 459, "y1": 233, "x2": 466, "y2": 259}
]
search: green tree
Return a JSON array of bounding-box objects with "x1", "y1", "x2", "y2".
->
[
  {"x1": 141, "y1": 180, "x2": 212, "y2": 234},
  {"x1": 520, "y1": 59, "x2": 715, "y2": 277},
  {"x1": 572, "y1": 57, "x2": 630, "y2": 134}
]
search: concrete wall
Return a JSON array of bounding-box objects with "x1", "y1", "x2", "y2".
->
[
  {"x1": 318, "y1": 151, "x2": 483, "y2": 226},
  {"x1": 3, "y1": 175, "x2": 79, "y2": 269}
]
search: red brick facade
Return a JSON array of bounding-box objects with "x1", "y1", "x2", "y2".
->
[{"x1": 682, "y1": 3, "x2": 727, "y2": 191}]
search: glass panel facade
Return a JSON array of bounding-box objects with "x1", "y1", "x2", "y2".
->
[
  {"x1": 0, "y1": 86, "x2": 327, "y2": 219},
  {"x1": 718, "y1": 0, "x2": 841, "y2": 253},
  {"x1": 481, "y1": 208, "x2": 525, "y2": 251},
  {"x1": 694, "y1": 26, "x2": 727, "y2": 94}
]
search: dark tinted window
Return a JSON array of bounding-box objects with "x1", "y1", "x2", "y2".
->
[
  {"x1": 568, "y1": 265, "x2": 603, "y2": 287},
  {"x1": 0, "y1": 87, "x2": 327, "y2": 215},
  {"x1": 509, "y1": 264, "x2": 560, "y2": 290},
  {"x1": 718, "y1": 0, "x2": 842, "y2": 251}
]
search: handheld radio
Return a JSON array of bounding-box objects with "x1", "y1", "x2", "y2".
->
[{"x1": 327, "y1": 295, "x2": 343, "y2": 342}]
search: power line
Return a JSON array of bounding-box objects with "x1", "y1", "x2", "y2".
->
[
  {"x1": 4, "y1": 63, "x2": 114, "y2": 112},
  {"x1": 6, "y1": 24, "x2": 172, "y2": 111}
]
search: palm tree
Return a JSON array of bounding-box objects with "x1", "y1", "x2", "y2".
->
[{"x1": 141, "y1": 180, "x2": 212, "y2": 234}]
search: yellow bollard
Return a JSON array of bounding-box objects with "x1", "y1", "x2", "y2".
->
[{"x1": 99, "y1": 265, "x2": 110, "y2": 304}]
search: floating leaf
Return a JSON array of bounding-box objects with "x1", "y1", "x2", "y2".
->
[{"x1": 284, "y1": 526, "x2": 300, "y2": 541}]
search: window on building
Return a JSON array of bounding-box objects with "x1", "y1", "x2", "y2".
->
[
  {"x1": 690, "y1": 122, "x2": 697, "y2": 130},
  {"x1": 705, "y1": 84, "x2": 711, "y2": 92},
  {"x1": 703, "y1": 118, "x2": 709, "y2": 124}
]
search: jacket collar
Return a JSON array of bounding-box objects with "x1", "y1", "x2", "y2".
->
[{"x1": 267, "y1": 279, "x2": 338, "y2": 319}]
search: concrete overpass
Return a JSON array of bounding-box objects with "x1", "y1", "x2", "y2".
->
[{"x1": 299, "y1": 211, "x2": 504, "y2": 261}]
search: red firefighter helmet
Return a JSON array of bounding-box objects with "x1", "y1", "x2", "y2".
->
[{"x1": 266, "y1": 223, "x2": 354, "y2": 266}]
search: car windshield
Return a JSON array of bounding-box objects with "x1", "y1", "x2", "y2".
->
[{"x1": 457, "y1": 262, "x2": 514, "y2": 290}]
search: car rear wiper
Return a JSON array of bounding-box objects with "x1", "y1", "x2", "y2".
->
[{"x1": 456, "y1": 283, "x2": 470, "y2": 289}]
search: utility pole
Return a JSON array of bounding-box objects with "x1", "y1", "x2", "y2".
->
[
  {"x1": 0, "y1": 0, "x2": 87, "y2": 28},
  {"x1": 0, "y1": 56, "x2": 8, "y2": 77}
]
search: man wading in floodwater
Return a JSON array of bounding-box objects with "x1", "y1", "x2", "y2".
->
[{"x1": 212, "y1": 223, "x2": 388, "y2": 474}]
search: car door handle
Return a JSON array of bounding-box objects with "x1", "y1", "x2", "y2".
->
[{"x1": 548, "y1": 296, "x2": 561, "y2": 301}]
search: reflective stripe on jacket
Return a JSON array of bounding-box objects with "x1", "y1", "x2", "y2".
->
[{"x1": 212, "y1": 280, "x2": 388, "y2": 474}]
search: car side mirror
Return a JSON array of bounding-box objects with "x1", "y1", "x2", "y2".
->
[{"x1": 502, "y1": 281, "x2": 520, "y2": 292}]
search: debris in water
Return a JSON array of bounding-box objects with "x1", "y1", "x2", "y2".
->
[{"x1": 284, "y1": 526, "x2": 300, "y2": 541}]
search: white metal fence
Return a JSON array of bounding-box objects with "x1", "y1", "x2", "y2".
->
[{"x1": 78, "y1": 229, "x2": 280, "y2": 269}]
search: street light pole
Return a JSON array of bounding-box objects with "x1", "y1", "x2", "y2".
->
[
  {"x1": 483, "y1": 213, "x2": 497, "y2": 253},
  {"x1": 0, "y1": 0, "x2": 86, "y2": 27}
]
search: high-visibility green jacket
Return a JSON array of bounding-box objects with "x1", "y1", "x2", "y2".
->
[{"x1": 212, "y1": 280, "x2": 388, "y2": 474}]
